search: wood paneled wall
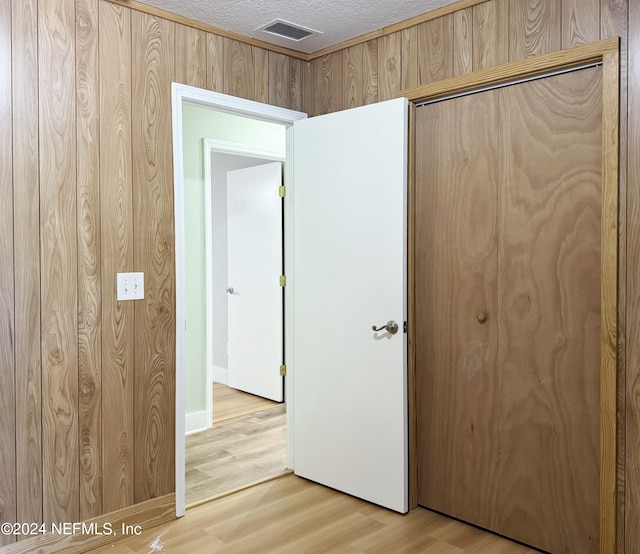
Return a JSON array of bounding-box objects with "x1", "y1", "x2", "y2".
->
[
  {"x1": 0, "y1": 0, "x2": 305, "y2": 546},
  {"x1": 305, "y1": 0, "x2": 632, "y2": 550}
]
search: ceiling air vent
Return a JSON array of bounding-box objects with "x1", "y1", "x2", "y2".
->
[{"x1": 256, "y1": 20, "x2": 320, "y2": 42}]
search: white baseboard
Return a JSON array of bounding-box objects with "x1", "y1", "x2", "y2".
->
[
  {"x1": 213, "y1": 365, "x2": 228, "y2": 385},
  {"x1": 185, "y1": 410, "x2": 208, "y2": 435}
]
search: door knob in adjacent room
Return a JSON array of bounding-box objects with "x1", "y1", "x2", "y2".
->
[
  {"x1": 372, "y1": 320, "x2": 399, "y2": 334},
  {"x1": 226, "y1": 287, "x2": 235, "y2": 294},
  {"x1": 477, "y1": 311, "x2": 487, "y2": 324}
]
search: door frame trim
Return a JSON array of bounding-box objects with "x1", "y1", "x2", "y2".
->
[
  {"x1": 171, "y1": 83, "x2": 306, "y2": 517},
  {"x1": 400, "y1": 37, "x2": 620, "y2": 554}
]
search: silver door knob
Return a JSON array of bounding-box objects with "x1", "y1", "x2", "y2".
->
[
  {"x1": 372, "y1": 320, "x2": 399, "y2": 335},
  {"x1": 226, "y1": 287, "x2": 235, "y2": 294}
]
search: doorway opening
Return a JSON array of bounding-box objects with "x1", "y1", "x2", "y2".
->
[{"x1": 172, "y1": 84, "x2": 307, "y2": 516}]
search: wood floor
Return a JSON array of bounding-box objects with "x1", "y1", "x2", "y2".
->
[
  {"x1": 90, "y1": 474, "x2": 541, "y2": 553},
  {"x1": 185, "y1": 383, "x2": 286, "y2": 505}
]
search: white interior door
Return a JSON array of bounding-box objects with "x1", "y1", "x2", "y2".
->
[
  {"x1": 227, "y1": 162, "x2": 283, "y2": 402},
  {"x1": 292, "y1": 98, "x2": 408, "y2": 513}
]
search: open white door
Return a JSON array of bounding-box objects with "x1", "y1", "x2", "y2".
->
[
  {"x1": 227, "y1": 162, "x2": 283, "y2": 402},
  {"x1": 293, "y1": 98, "x2": 408, "y2": 513}
]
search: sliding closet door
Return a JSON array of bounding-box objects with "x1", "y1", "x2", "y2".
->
[
  {"x1": 415, "y1": 66, "x2": 602, "y2": 553},
  {"x1": 415, "y1": 87, "x2": 500, "y2": 531},
  {"x1": 496, "y1": 67, "x2": 602, "y2": 553}
]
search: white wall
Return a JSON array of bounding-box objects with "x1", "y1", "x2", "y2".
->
[{"x1": 182, "y1": 102, "x2": 286, "y2": 427}]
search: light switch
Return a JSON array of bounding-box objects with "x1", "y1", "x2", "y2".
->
[{"x1": 117, "y1": 272, "x2": 144, "y2": 301}]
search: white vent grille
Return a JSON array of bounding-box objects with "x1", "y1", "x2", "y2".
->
[{"x1": 256, "y1": 20, "x2": 320, "y2": 42}]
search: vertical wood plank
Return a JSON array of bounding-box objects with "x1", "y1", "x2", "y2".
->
[
  {"x1": 473, "y1": 0, "x2": 509, "y2": 70},
  {"x1": 0, "y1": 0, "x2": 16, "y2": 543},
  {"x1": 362, "y1": 39, "x2": 378, "y2": 105},
  {"x1": 401, "y1": 26, "x2": 418, "y2": 90},
  {"x1": 417, "y1": 15, "x2": 455, "y2": 85},
  {"x1": 99, "y1": 0, "x2": 134, "y2": 514},
  {"x1": 415, "y1": 89, "x2": 501, "y2": 532},
  {"x1": 343, "y1": 43, "x2": 363, "y2": 109},
  {"x1": 378, "y1": 33, "x2": 401, "y2": 101},
  {"x1": 627, "y1": 0, "x2": 640, "y2": 550},
  {"x1": 601, "y1": 3, "x2": 628, "y2": 552},
  {"x1": 206, "y1": 33, "x2": 224, "y2": 92},
  {"x1": 12, "y1": 0, "x2": 42, "y2": 528},
  {"x1": 131, "y1": 10, "x2": 176, "y2": 502},
  {"x1": 175, "y1": 24, "x2": 206, "y2": 88},
  {"x1": 509, "y1": 0, "x2": 562, "y2": 62},
  {"x1": 268, "y1": 51, "x2": 290, "y2": 109},
  {"x1": 254, "y1": 46, "x2": 269, "y2": 103},
  {"x1": 224, "y1": 39, "x2": 254, "y2": 100},
  {"x1": 289, "y1": 57, "x2": 305, "y2": 112},
  {"x1": 39, "y1": 0, "x2": 79, "y2": 525},
  {"x1": 497, "y1": 68, "x2": 602, "y2": 554},
  {"x1": 76, "y1": 0, "x2": 102, "y2": 521},
  {"x1": 562, "y1": 0, "x2": 600, "y2": 48},
  {"x1": 454, "y1": 7, "x2": 473, "y2": 76},
  {"x1": 311, "y1": 52, "x2": 343, "y2": 115}
]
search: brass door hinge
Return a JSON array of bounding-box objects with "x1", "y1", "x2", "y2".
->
[
  {"x1": 280, "y1": 275, "x2": 286, "y2": 287},
  {"x1": 279, "y1": 185, "x2": 286, "y2": 197},
  {"x1": 280, "y1": 364, "x2": 287, "y2": 376}
]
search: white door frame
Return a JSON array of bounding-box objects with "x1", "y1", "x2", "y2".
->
[
  {"x1": 203, "y1": 139, "x2": 285, "y2": 430},
  {"x1": 171, "y1": 83, "x2": 306, "y2": 517}
]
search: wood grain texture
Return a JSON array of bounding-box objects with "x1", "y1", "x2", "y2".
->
[
  {"x1": 454, "y1": 7, "x2": 473, "y2": 76},
  {"x1": 99, "y1": 0, "x2": 134, "y2": 514},
  {"x1": 417, "y1": 15, "x2": 455, "y2": 84},
  {"x1": 254, "y1": 46, "x2": 269, "y2": 103},
  {"x1": 91, "y1": 475, "x2": 539, "y2": 554},
  {"x1": 12, "y1": 0, "x2": 42, "y2": 528},
  {"x1": 401, "y1": 26, "x2": 418, "y2": 90},
  {"x1": 0, "y1": 0, "x2": 16, "y2": 544},
  {"x1": 509, "y1": 0, "x2": 562, "y2": 62},
  {"x1": 268, "y1": 51, "x2": 290, "y2": 109},
  {"x1": 175, "y1": 23, "x2": 206, "y2": 88},
  {"x1": 39, "y1": 0, "x2": 79, "y2": 525},
  {"x1": 206, "y1": 32, "x2": 225, "y2": 92},
  {"x1": 289, "y1": 57, "x2": 305, "y2": 112},
  {"x1": 76, "y1": 0, "x2": 102, "y2": 521},
  {"x1": 310, "y1": 53, "x2": 343, "y2": 116},
  {"x1": 601, "y1": 48, "x2": 620, "y2": 554},
  {"x1": 377, "y1": 33, "x2": 401, "y2": 101},
  {"x1": 497, "y1": 68, "x2": 602, "y2": 554},
  {"x1": 0, "y1": 494, "x2": 175, "y2": 554},
  {"x1": 627, "y1": 1, "x2": 640, "y2": 551},
  {"x1": 601, "y1": 4, "x2": 628, "y2": 552},
  {"x1": 342, "y1": 40, "x2": 378, "y2": 107},
  {"x1": 562, "y1": 0, "x2": 600, "y2": 49},
  {"x1": 224, "y1": 39, "x2": 254, "y2": 100},
  {"x1": 472, "y1": 0, "x2": 509, "y2": 70},
  {"x1": 415, "y1": 88, "x2": 500, "y2": 532},
  {"x1": 131, "y1": 10, "x2": 176, "y2": 503}
]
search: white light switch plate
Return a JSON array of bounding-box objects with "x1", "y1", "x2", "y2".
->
[{"x1": 117, "y1": 272, "x2": 144, "y2": 301}]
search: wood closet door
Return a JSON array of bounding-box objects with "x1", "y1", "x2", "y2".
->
[{"x1": 415, "y1": 66, "x2": 602, "y2": 554}]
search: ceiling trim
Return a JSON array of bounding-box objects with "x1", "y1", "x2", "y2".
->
[
  {"x1": 308, "y1": 0, "x2": 489, "y2": 59},
  {"x1": 105, "y1": 0, "x2": 310, "y2": 60},
  {"x1": 106, "y1": 0, "x2": 490, "y2": 61}
]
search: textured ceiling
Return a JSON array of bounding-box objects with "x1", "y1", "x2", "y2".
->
[{"x1": 134, "y1": 0, "x2": 460, "y2": 54}]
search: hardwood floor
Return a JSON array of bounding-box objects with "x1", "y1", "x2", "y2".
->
[
  {"x1": 212, "y1": 382, "x2": 280, "y2": 422},
  {"x1": 90, "y1": 474, "x2": 541, "y2": 553},
  {"x1": 185, "y1": 383, "x2": 286, "y2": 505}
]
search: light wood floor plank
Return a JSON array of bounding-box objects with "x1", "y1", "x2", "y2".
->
[
  {"x1": 213, "y1": 382, "x2": 280, "y2": 422},
  {"x1": 90, "y1": 475, "x2": 541, "y2": 553},
  {"x1": 186, "y1": 384, "x2": 286, "y2": 505}
]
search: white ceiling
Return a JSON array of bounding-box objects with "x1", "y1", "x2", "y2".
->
[{"x1": 134, "y1": 0, "x2": 460, "y2": 54}]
